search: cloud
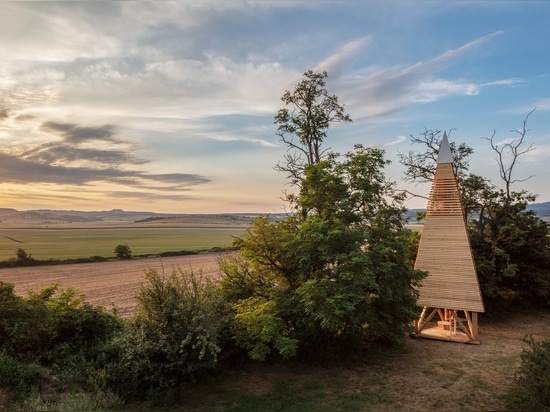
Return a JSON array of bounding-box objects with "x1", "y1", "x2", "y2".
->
[
  {"x1": 13, "y1": 121, "x2": 146, "y2": 168},
  {"x1": 314, "y1": 37, "x2": 372, "y2": 76},
  {"x1": 0, "y1": 151, "x2": 208, "y2": 187},
  {"x1": 0, "y1": 119, "x2": 211, "y2": 191},
  {"x1": 385, "y1": 135, "x2": 406, "y2": 147},
  {"x1": 40, "y1": 121, "x2": 120, "y2": 143},
  {"x1": 336, "y1": 33, "x2": 505, "y2": 120},
  {"x1": 14, "y1": 114, "x2": 37, "y2": 123}
]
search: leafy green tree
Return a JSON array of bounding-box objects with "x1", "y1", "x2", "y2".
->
[
  {"x1": 114, "y1": 244, "x2": 132, "y2": 259},
  {"x1": 468, "y1": 190, "x2": 550, "y2": 306},
  {"x1": 0, "y1": 282, "x2": 120, "y2": 362},
  {"x1": 275, "y1": 70, "x2": 351, "y2": 194},
  {"x1": 220, "y1": 71, "x2": 425, "y2": 360},
  {"x1": 8, "y1": 248, "x2": 37, "y2": 267}
]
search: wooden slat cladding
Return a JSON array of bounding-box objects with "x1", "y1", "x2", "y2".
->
[
  {"x1": 426, "y1": 164, "x2": 463, "y2": 216},
  {"x1": 415, "y1": 162, "x2": 485, "y2": 313}
]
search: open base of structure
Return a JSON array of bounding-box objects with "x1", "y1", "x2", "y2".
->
[
  {"x1": 410, "y1": 328, "x2": 480, "y2": 344},
  {"x1": 412, "y1": 307, "x2": 481, "y2": 344}
]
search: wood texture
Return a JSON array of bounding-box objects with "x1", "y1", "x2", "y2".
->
[{"x1": 415, "y1": 163, "x2": 484, "y2": 313}]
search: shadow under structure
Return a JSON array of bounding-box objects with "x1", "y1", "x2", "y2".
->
[{"x1": 412, "y1": 132, "x2": 485, "y2": 344}]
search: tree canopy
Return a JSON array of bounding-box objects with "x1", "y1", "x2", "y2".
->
[{"x1": 220, "y1": 71, "x2": 425, "y2": 360}]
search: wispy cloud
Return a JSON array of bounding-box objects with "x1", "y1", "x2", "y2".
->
[
  {"x1": 385, "y1": 135, "x2": 407, "y2": 147},
  {"x1": 0, "y1": 118, "x2": 210, "y2": 193},
  {"x1": 333, "y1": 33, "x2": 505, "y2": 120},
  {"x1": 314, "y1": 36, "x2": 372, "y2": 76}
]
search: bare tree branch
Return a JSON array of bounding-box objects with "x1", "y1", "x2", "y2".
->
[{"x1": 483, "y1": 108, "x2": 536, "y2": 200}]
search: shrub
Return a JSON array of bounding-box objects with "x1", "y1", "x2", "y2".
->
[
  {"x1": 104, "y1": 267, "x2": 232, "y2": 399},
  {"x1": 508, "y1": 336, "x2": 550, "y2": 411},
  {"x1": 0, "y1": 282, "x2": 122, "y2": 409},
  {"x1": 114, "y1": 244, "x2": 132, "y2": 259},
  {"x1": 0, "y1": 282, "x2": 121, "y2": 363},
  {"x1": 0, "y1": 282, "x2": 52, "y2": 360},
  {"x1": 0, "y1": 351, "x2": 42, "y2": 403}
]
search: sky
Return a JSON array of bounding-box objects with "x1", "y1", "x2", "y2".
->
[{"x1": 1, "y1": 1, "x2": 549, "y2": 214}]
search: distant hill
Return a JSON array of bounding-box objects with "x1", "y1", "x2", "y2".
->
[
  {"x1": 0, "y1": 203, "x2": 548, "y2": 227},
  {"x1": 0, "y1": 208, "x2": 19, "y2": 216},
  {"x1": 0, "y1": 208, "x2": 283, "y2": 227},
  {"x1": 526, "y1": 201, "x2": 550, "y2": 216}
]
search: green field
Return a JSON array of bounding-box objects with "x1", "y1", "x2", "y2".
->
[{"x1": 0, "y1": 226, "x2": 246, "y2": 261}]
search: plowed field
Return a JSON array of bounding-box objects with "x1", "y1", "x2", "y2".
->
[{"x1": 0, "y1": 253, "x2": 224, "y2": 317}]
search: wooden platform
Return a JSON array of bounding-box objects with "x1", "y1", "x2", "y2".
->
[{"x1": 410, "y1": 326, "x2": 480, "y2": 345}]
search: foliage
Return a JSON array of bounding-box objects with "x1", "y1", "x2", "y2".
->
[
  {"x1": 274, "y1": 70, "x2": 351, "y2": 190},
  {"x1": 0, "y1": 281, "x2": 121, "y2": 408},
  {"x1": 508, "y1": 336, "x2": 550, "y2": 411},
  {"x1": 468, "y1": 189, "x2": 550, "y2": 307},
  {"x1": 221, "y1": 143, "x2": 425, "y2": 359},
  {"x1": 0, "y1": 281, "x2": 120, "y2": 362},
  {"x1": 11, "y1": 389, "x2": 124, "y2": 412},
  {"x1": 0, "y1": 248, "x2": 39, "y2": 267},
  {"x1": 114, "y1": 243, "x2": 132, "y2": 259},
  {"x1": 103, "y1": 267, "x2": 232, "y2": 399},
  {"x1": 219, "y1": 71, "x2": 425, "y2": 360},
  {"x1": 0, "y1": 351, "x2": 42, "y2": 403}
]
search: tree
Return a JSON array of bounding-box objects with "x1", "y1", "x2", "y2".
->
[
  {"x1": 219, "y1": 71, "x2": 425, "y2": 360},
  {"x1": 484, "y1": 108, "x2": 536, "y2": 202},
  {"x1": 114, "y1": 244, "x2": 132, "y2": 260},
  {"x1": 399, "y1": 112, "x2": 550, "y2": 308},
  {"x1": 13, "y1": 248, "x2": 36, "y2": 266},
  {"x1": 274, "y1": 70, "x2": 351, "y2": 191}
]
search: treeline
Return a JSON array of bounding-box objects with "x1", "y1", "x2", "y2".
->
[{"x1": 0, "y1": 246, "x2": 236, "y2": 269}]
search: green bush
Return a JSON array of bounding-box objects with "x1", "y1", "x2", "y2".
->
[
  {"x1": 0, "y1": 282, "x2": 121, "y2": 363},
  {"x1": 114, "y1": 243, "x2": 132, "y2": 259},
  {"x1": 0, "y1": 282, "x2": 52, "y2": 360},
  {"x1": 508, "y1": 336, "x2": 550, "y2": 411},
  {"x1": 0, "y1": 281, "x2": 125, "y2": 409},
  {"x1": 0, "y1": 351, "x2": 42, "y2": 402},
  {"x1": 104, "y1": 267, "x2": 232, "y2": 399}
]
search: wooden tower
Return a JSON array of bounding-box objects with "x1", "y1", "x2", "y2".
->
[{"x1": 412, "y1": 133, "x2": 484, "y2": 344}]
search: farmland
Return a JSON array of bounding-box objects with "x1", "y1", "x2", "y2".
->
[
  {"x1": 0, "y1": 253, "x2": 225, "y2": 317},
  {"x1": 0, "y1": 212, "x2": 255, "y2": 261},
  {"x1": 0, "y1": 213, "x2": 250, "y2": 315},
  {"x1": 0, "y1": 226, "x2": 245, "y2": 261}
]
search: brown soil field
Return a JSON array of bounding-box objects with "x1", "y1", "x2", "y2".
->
[{"x1": 0, "y1": 252, "x2": 226, "y2": 317}]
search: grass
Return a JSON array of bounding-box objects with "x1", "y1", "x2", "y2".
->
[
  {"x1": 138, "y1": 312, "x2": 550, "y2": 412},
  {"x1": 0, "y1": 227, "x2": 246, "y2": 261}
]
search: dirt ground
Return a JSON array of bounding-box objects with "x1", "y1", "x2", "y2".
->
[
  {"x1": 189, "y1": 312, "x2": 549, "y2": 412},
  {"x1": 0, "y1": 252, "x2": 226, "y2": 317}
]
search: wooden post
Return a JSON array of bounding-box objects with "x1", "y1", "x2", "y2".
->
[{"x1": 471, "y1": 312, "x2": 478, "y2": 340}]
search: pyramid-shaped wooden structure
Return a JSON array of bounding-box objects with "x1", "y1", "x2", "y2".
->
[{"x1": 413, "y1": 133, "x2": 484, "y2": 343}]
